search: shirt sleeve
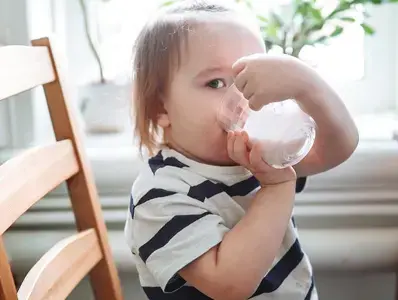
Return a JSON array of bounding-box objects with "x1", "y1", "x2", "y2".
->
[{"x1": 128, "y1": 177, "x2": 230, "y2": 293}]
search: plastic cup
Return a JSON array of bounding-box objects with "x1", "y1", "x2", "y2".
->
[{"x1": 218, "y1": 84, "x2": 316, "y2": 168}]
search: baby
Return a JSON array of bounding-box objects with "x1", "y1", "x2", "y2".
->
[{"x1": 124, "y1": 1, "x2": 358, "y2": 299}]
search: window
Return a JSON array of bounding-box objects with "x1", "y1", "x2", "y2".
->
[
  {"x1": 78, "y1": 0, "x2": 395, "y2": 117},
  {"x1": 90, "y1": 0, "x2": 365, "y2": 82},
  {"x1": 1, "y1": 0, "x2": 397, "y2": 152}
]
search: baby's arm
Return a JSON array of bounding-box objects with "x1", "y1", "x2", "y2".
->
[
  {"x1": 293, "y1": 68, "x2": 359, "y2": 177},
  {"x1": 180, "y1": 180, "x2": 295, "y2": 300},
  {"x1": 232, "y1": 54, "x2": 359, "y2": 177},
  {"x1": 180, "y1": 132, "x2": 297, "y2": 299}
]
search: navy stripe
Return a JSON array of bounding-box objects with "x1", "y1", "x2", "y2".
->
[
  {"x1": 139, "y1": 212, "x2": 211, "y2": 262},
  {"x1": 188, "y1": 176, "x2": 259, "y2": 202},
  {"x1": 164, "y1": 274, "x2": 187, "y2": 293},
  {"x1": 292, "y1": 216, "x2": 296, "y2": 228},
  {"x1": 304, "y1": 277, "x2": 315, "y2": 300},
  {"x1": 296, "y1": 177, "x2": 307, "y2": 193},
  {"x1": 148, "y1": 151, "x2": 188, "y2": 174},
  {"x1": 143, "y1": 286, "x2": 211, "y2": 300},
  {"x1": 250, "y1": 239, "x2": 304, "y2": 297},
  {"x1": 164, "y1": 156, "x2": 189, "y2": 169},
  {"x1": 137, "y1": 189, "x2": 176, "y2": 206},
  {"x1": 148, "y1": 151, "x2": 164, "y2": 174},
  {"x1": 187, "y1": 180, "x2": 224, "y2": 201},
  {"x1": 227, "y1": 176, "x2": 260, "y2": 196},
  {"x1": 129, "y1": 194, "x2": 135, "y2": 218}
]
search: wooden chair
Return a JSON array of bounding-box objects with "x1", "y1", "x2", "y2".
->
[{"x1": 0, "y1": 37, "x2": 123, "y2": 299}]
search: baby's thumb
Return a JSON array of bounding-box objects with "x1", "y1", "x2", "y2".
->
[
  {"x1": 248, "y1": 97, "x2": 263, "y2": 111},
  {"x1": 232, "y1": 57, "x2": 247, "y2": 77}
]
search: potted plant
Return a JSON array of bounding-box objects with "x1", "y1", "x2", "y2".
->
[
  {"x1": 77, "y1": 0, "x2": 131, "y2": 134},
  {"x1": 235, "y1": 0, "x2": 397, "y2": 58}
]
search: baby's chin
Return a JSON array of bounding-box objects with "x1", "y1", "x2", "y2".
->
[{"x1": 207, "y1": 136, "x2": 237, "y2": 166}]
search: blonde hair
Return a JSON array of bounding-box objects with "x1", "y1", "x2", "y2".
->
[{"x1": 132, "y1": 0, "x2": 235, "y2": 155}]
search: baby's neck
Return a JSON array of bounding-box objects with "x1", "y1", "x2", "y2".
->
[{"x1": 164, "y1": 142, "x2": 237, "y2": 167}]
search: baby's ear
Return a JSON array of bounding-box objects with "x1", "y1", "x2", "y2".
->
[
  {"x1": 157, "y1": 110, "x2": 170, "y2": 128},
  {"x1": 157, "y1": 95, "x2": 170, "y2": 128}
]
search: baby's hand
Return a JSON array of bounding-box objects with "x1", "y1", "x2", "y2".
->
[
  {"x1": 232, "y1": 54, "x2": 317, "y2": 111},
  {"x1": 227, "y1": 131, "x2": 296, "y2": 186}
]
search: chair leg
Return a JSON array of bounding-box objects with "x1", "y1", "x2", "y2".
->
[{"x1": 0, "y1": 237, "x2": 17, "y2": 300}]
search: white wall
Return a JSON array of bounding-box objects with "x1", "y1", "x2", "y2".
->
[{"x1": 334, "y1": 5, "x2": 397, "y2": 115}]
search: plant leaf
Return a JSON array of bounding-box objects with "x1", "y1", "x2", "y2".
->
[
  {"x1": 331, "y1": 26, "x2": 344, "y2": 37},
  {"x1": 361, "y1": 23, "x2": 375, "y2": 34},
  {"x1": 309, "y1": 7, "x2": 323, "y2": 20},
  {"x1": 161, "y1": 0, "x2": 175, "y2": 7},
  {"x1": 305, "y1": 21, "x2": 324, "y2": 35},
  {"x1": 297, "y1": 2, "x2": 310, "y2": 16},
  {"x1": 327, "y1": 1, "x2": 352, "y2": 19},
  {"x1": 270, "y1": 12, "x2": 284, "y2": 28},
  {"x1": 265, "y1": 23, "x2": 280, "y2": 39},
  {"x1": 245, "y1": 0, "x2": 253, "y2": 9},
  {"x1": 340, "y1": 17, "x2": 356, "y2": 22},
  {"x1": 257, "y1": 15, "x2": 268, "y2": 24},
  {"x1": 314, "y1": 36, "x2": 329, "y2": 44}
]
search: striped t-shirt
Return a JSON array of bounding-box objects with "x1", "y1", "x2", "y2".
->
[{"x1": 124, "y1": 148, "x2": 317, "y2": 299}]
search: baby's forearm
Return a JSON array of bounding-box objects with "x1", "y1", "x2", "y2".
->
[
  {"x1": 295, "y1": 72, "x2": 359, "y2": 176},
  {"x1": 183, "y1": 181, "x2": 295, "y2": 300},
  {"x1": 218, "y1": 182, "x2": 294, "y2": 294}
]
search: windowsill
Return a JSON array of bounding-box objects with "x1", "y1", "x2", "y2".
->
[
  {"x1": 69, "y1": 112, "x2": 398, "y2": 201},
  {"x1": 354, "y1": 112, "x2": 398, "y2": 140},
  {"x1": 1, "y1": 112, "x2": 397, "y2": 199}
]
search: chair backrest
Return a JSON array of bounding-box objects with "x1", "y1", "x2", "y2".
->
[{"x1": 0, "y1": 37, "x2": 123, "y2": 300}]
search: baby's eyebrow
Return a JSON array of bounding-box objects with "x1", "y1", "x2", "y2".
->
[{"x1": 195, "y1": 66, "x2": 230, "y2": 79}]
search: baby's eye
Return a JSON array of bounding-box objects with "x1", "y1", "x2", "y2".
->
[{"x1": 207, "y1": 79, "x2": 225, "y2": 89}]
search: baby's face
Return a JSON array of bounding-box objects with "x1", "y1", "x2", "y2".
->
[{"x1": 163, "y1": 16, "x2": 264, "y2": 166}]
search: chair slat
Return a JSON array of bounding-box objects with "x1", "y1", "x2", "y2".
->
[
  {"x1": 0, "y1": 140, "x2": 79, "y2": 235},
  {"x1": 17, "y1": 229, "x2": 102, "y2": 300},
  {"x1": 0, "y1": 45, "x2": 55, "y2": 101}
]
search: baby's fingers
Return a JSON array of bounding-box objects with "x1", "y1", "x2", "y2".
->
[
  {"x1": 228, "y1": 131, "x2": 250, "y2": 167},
  {"x1": 249, "y1": 142, "x2": 269, "y2": 170},
  {"x1": 233, "y1": 132, "x2": 250, "y2": 167}
]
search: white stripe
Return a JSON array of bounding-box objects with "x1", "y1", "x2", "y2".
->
[
  {"x1": 146, "y1": 214, "x2": 229, "y2": 290},
  {"x1": 156, "y1": 166, "x2": 208, "y2": 186},
  {"x1": 133, "y1": 201, "x2": 209, "y2": 249}
]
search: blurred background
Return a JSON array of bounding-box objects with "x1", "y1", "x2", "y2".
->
[{"x1": 1, "y1": 0, "x2": 398, "y2": 299}]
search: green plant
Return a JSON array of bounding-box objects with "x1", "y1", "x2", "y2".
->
[
  {"x1": 162, "y1": 0, "x2": 398, "y2": 58},
  {"x1": 239, "y1": 0, "x2": 398, "y2": 57}
]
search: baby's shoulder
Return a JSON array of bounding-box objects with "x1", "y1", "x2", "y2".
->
[{"x1": 132, "y1": 156, "x2": 193, "y2": 199}]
